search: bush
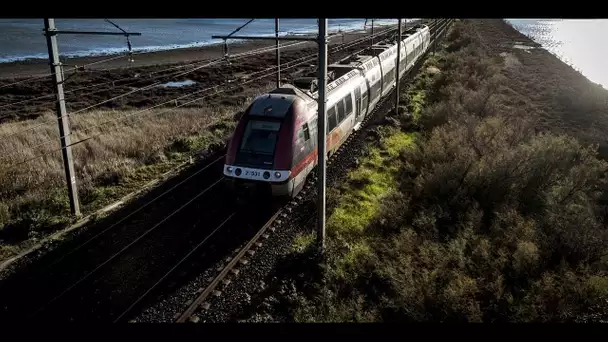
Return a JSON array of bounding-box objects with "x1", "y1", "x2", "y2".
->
[
  {"x1": 0, "y1": 202, "x2": 9, "y2": 231},
  {"x1": 276, "y1": 19, "x2": 608, "y2": 323}
]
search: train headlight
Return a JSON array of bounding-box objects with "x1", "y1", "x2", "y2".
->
[
  {"x1": 274, "y1": 172, "x2": 281, "y2": 179},
  {"x1": 263, "y1": 171, "x2": 270, "y2": 179},
  {"x1": 226, "y1": 166, "x2": 233, "y2": 173},
  {"x1": 235, "y1": 168, "x2": 242, "y2": 176}
]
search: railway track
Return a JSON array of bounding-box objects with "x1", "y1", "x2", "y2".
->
[
  {"x1": 162, "y1": 19, "x2": 453, "y2": 324},
  {"x1": 0, "y1": 23, "x2": 413, "y2": 322},
  {"x1": 120, "y1": 23, "x2": 452, "y2": 322},
  {"x1": 0, "y1": 19, "x2": 451, "y2": 323},
  {"x1": 73, "y1": 19, "x2": 452, "y2": 323}
]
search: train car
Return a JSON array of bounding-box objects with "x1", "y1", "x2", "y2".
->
[{"x1": 223, "y1": 24, "x2": 431, "y2": 198}]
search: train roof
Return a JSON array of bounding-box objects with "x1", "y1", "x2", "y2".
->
[
  {"x1": 247, "y1": 88, "x2": 305, "y2": 119},
  {"x1": 281, "y1": 23, "x2": 431, "y2": 103}
]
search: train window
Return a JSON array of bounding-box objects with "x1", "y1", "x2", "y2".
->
[
  {"x1": 239, "y1": 120, "x2": 281, "y2": 156},
  {"x1": 336, "y1": 99, "x2": 346, "y2": 123},
  {"x1": 297, "y1": 127, "x2": 305, "y2": 142},
  {"x1": 327, "y1": 106, "x2": 337, "y2": 133},
  {"x1": 310, "y1": 118, "x2": 318, "y2": 137},
  {"x1": 354, "y1": 88, "x2": 361, "y2": 116},
  {"x1": 362, "y1": 92, "x2": 368, "y2": 112},
  {"x1": 345, "y1": 93, "x2": 353, "y2": 115},
  {"x1": 303, "y1": 123, "x2": 310, "y2": 141},
  {"x1": 371, "y1": 82, "x2": 381, "y2": 100}
]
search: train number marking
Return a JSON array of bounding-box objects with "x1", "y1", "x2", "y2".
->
[{"x1": 245, "y1": 170, "x2": 260, "y2": 177}]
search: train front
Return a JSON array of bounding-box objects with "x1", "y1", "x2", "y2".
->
[{"x1": 223, "y1": 90, "x2": 303, "y2": 198}]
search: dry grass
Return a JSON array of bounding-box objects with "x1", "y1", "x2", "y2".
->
[{"x1": 0, "y1": 82, "x2": 273, "y2": 252}]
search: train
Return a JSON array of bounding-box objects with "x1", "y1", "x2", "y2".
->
[{"x1": 222, "y1": 24, "x2": 431, "y2": 198}]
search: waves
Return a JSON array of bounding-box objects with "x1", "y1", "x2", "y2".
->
[
  {"x1": 505, "y1": 19, "x2": 608, "y2": 89},
  {"x1": 0, "y1": 18, "x2": 408, "y2": 64}
]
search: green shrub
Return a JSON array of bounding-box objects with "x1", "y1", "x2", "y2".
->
[{"x1": 276, "y1": 19, "x2": 608, "y2": 323}]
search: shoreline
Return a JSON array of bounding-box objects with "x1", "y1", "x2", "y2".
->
[
  {"x1": 0, "y1": 21, "x2": 425, "y2": 123},
  {"x1": 0, "y1": 22, "x2": 405, "y2": 80},
  {"x1": 502, "y1": 19, "x2": 607, "y2": 90},
  {"x1": 474, "y1": 19, "x2": 608, "y2": 158}
]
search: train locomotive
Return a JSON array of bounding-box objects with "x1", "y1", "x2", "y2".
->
[{"x1": 223, "y1": 24, "x2": 431, "y2": 198}]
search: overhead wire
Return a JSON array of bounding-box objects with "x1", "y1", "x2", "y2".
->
[
  {"x1": 0, "y1": 19, "x2": 141, "y2": 92},
  {"x1": 27, "y1": 175, "x2": 226, "y2": 319},
  {"x1": 7, "y1": 19, "x2": 436, "y2": 176},
  {"x1": 0, "y1": 39, "x2": 315, "y2": 136},
  {"x1": 26, "y1": 19, "x2": 447, "y2": 318},
  {"x1": 0, "y1": 44, "x2": 297, "y2": 138},
  {"x1": 0, "y1": 47, "x2": 138, "y2": 93},
  {"x1": 0, "y1": 24, "x2": 401, "y2": 164},
  {"x1": 0, "y1": 19, "x2": 385, "y2": 121},
  {"x1": 0, "y1": 19, "x2": 378, "y2": 113},
  {"x1": 0, "y1": 24, "x2": 401, "y2": 166}
]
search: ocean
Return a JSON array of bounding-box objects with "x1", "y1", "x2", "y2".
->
[
  {"x1": 505, "y1": 19, "x2": 608, "y2": 89},
  {"x1": 2, "y1": 19, "x2": 606, "y2": 90},
  {"x1": 0, "y1": 18, "x2": 404, "y2": 63}
]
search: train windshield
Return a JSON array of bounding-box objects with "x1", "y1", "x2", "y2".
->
[{"x1": 239, "y1": 120, "x2": 281, "y2": 156}]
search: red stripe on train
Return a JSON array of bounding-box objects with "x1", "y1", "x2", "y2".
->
[{"x1": 290, "y1": 129, "x2": 343, "y2": 179}]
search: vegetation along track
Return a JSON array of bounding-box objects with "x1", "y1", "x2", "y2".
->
[
  {"x1": 131, "y1": 19, "x2": 453, "y2": 323},
  {"x1": 0, "y1": 22, "x2": 424, "y2": 322}
]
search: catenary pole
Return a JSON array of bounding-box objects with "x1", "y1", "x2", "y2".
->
[
  {"x1": 44, "y1": 18, "x2": 80, "y2": 216},
  {"x1": 395, "y1": 18, "x2": 403, "y2": 115},
  {"x1": 316, "y1": 18, "x2": 328, "y2": 252},
  {"x1": 42, "y1": 18, "x2": 141, "y2": 217},
  {"x1": 275, "y1": 18, "x2": 281, "y2": 88}
]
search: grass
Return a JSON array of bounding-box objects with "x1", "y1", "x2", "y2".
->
[
  {"x1": 0, "y1": 82, "x2": 274, "y2": 261},
  {"x1": 328, "y1": 129, "x2": 415, "y2": 238},
  {"x1": 257, "y1": 19, "x2": 608, "y2": 323}
]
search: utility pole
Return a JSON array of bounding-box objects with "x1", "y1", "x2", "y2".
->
[
  {"x1": 371, "y1": 19, "x2": 375, "y2": 48},
  {"x1": 434, "y1": 18, "x2": 437, "y2": 53},
  {"x1": 43, "y1": 18, "x2": 141, "y2": 217},
  {"x1": 275, "y1": 18, "x2": 280, "y2": 88},
  {"x1": 317, "y1": 18, "x2": 328, "y2": 253},
  {"x1": 44, "y1": 18, "x2": 80, "y2": 216},
  {"x1": 212, "y1": 21, "x2": 329, "y2": 253},
  {"x1": 395, "y1": 18, "x2": 402, "y2": 116}
]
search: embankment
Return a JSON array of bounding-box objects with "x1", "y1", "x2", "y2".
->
[{"x1": 234, "y1": 19, "x2": 608, "y2": 323}]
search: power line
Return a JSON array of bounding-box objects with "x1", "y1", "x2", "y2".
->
[
  {"x1": 0, "y1": 24, "x2": 401, "y2": 164},
  {"x1": 0, "y1": 47, "x2": 138, "y2": 92},
  {"x1": 0, "y1": 45, "x2": 326, "y2": 168},
  {"x1": 1, "y1": 18, "x2": 391, "y2": 115},
  {"x1": 28, "y1": 175, "x2": 225, "y2": 319},
  {"x1": 0, "y1": 39, "x2": 309, "y2": 113},
  {"x1": 1, "y1": 20, "x2": 394, "y2": 118},
  {"x1": 1, "y1": 23, "x2": 399, "y2": 162},
  {"x1": 0, "y1": 40, "x2": 314, "y2": 135}
]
